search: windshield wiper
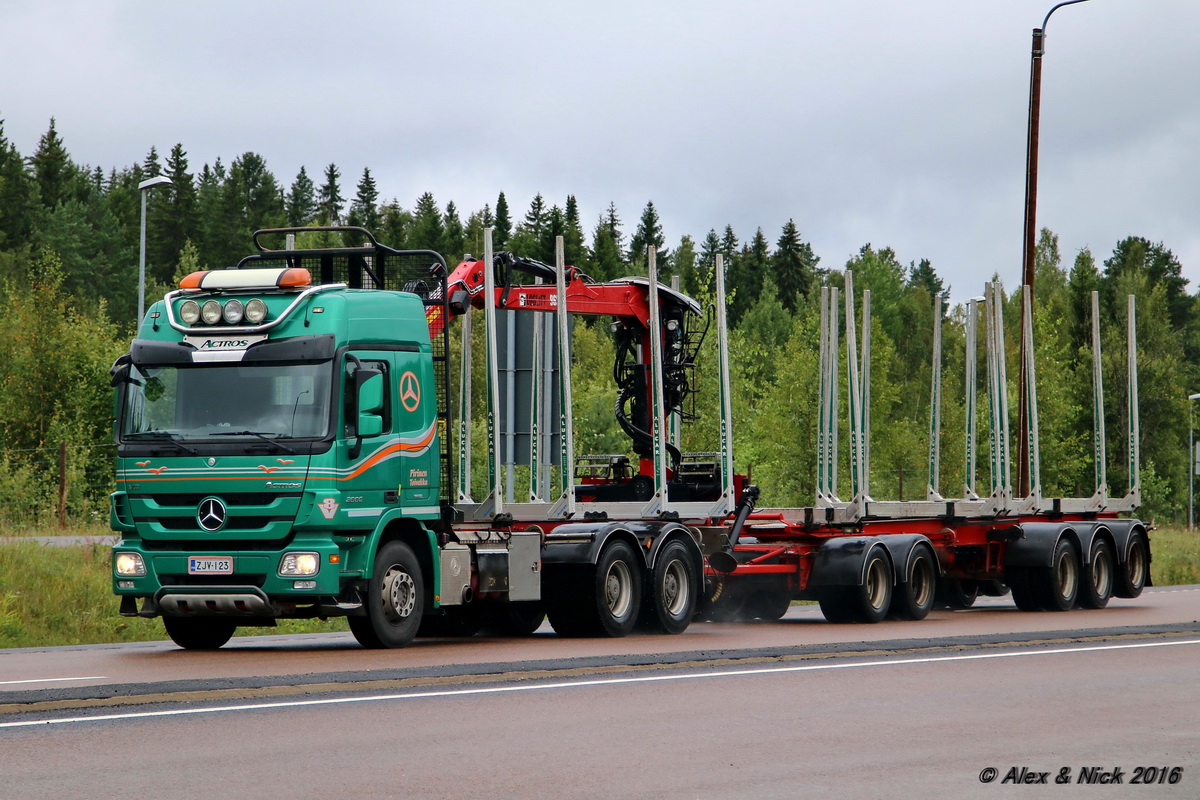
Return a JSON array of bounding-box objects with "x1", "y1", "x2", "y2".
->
[
  {"x1": 125, "y1": 430, "x2": 199, "y2": 456},
  {"x1": 209, "y1": 430, "x2": 296, "y2": 454}
]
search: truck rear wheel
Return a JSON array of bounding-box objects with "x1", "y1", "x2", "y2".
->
[
  {"x1": 352, "y1": 540, "x2": 424, "y2": 648},
  {"x1": 1078, "y1": 538, "x2": 1114, "y2": 609},
  {"x1": 818, "y1": 549, "x2": 892, "y2": 624},
  {"x1": 1114, "y1": 531, "x2": 1149, "y2": 598},
  {"x1": 640, "y1": 539, "x2": 699, "y2": 634},
  {"x1": 547, "y1": 540, "x2": 642, "y2": 637},
  {"x1": 889, "y1": 546, "x2": 936, "y2": 620},
  {"x1": 163, "y1": 617, "x2": 236, "y2": 650}
]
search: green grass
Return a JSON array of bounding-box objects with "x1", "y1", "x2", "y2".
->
[
  {"x1": 0, "y1": 525, "x2": 346, "y2": 649},
  {"x1": 1, "y1": 523, "x2": 1197, "y2": 649}
]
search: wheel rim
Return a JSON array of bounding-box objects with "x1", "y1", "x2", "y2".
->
[
  {"x1": 661, "y1": 557, "x2": 690, "y2": 617},
  {"x1": 1055, "y1": 549, "x2": 1078, "y2": 599},
  {"x1": 865, "y1": 558, "x2": 889, "y2": 611},
  {"x1": 911, "y1": 557, "x2": 934, "y2": 609},
  {"x1": 604, "y1": 559, "x2": 633, "y2": 619},
  {"x1": 1127, "y1": 539, "x2": 1147, "y2": 589},
  {"x1": 382, "y1": 565, "x2": 417, "y2": 623},
  {"x1": 1091, "y1": 548, "x2": 1112, "y2": 597}
]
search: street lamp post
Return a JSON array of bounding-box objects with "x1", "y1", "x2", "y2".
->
[
  {"x1": 1018, "y1": 0, "x2": 1094, "y2": 498},
  {"x1": 1190, "y1": 393, "x2": 1200, "y2": 530},
  {"x1": 138, "y1": 175, "x2": 173, "y2": 323}
]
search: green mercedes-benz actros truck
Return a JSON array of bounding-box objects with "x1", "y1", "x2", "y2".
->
[{"x1": 110, "y1": 227, "x2": 725, "y2": 649}]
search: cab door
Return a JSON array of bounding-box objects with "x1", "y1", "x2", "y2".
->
[{"x1": 333, "y1": 351, "x2": 397, "y2": 524}]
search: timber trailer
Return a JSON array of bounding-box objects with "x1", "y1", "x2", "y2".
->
[{"x1": 109, "y1": 227, "x2": 1149, "y2": 648}]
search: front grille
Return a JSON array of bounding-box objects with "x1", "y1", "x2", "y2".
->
[
  {"x1": 141, "y1": 535, "x2": 296, "y2": 552},
  {"x1": 158, "y1": 516, "x2": 289, "y2": 531},
  {"x1": 134, "y1": 493, "x2": 302, "y2": 507}
]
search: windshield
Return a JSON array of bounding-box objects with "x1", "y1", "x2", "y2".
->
[{"x1": 121, "y1": 361, "x2": 332, "y2": 441}]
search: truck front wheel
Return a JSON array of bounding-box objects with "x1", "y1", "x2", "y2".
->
[
  {"x1": 163, "y1": 617, "x2": 236, "y2": 650},
  {"x1": 352, "y1": 540, "x2": 424, "y2": 648}
]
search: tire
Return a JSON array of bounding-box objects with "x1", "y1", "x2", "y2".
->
[
  {"x1": 745, "y1": 578, "x2": 792, "y2": 622},
  {"x1": 1031, "y1": 538, "x2": 1080, "y2": 612},
  {"x1": 1006, "y1": 568, "x2": 1042, "y2": 611},
  {"x1": 544, "y1": 566, "x2": 590, "y2": 636},
  {"x1": 978, "y1": 580, "x2": 1010, "y2": 597},
  {"x1": 481, "y1": 601, "x2": 546, "y2": 636},
  {"x1": 417, "y1": 606, "x2": 483, "y2": 637},
  {"x1": 818, "y1": 548, "x2": 893, "y2": 624},
  {"x1": 163, "y1": 617, "x2": 236, "y2": 650},
  {"x1": 1078, "y1": 538, "x2": 1115, "y2": 609},
  {"x1": 1114, "y1": 531, "x2": 1149, "y2": 599},
  {"x1": 354, "y1": 540, "x2": 425, "y2": 648},
  {"x1": 889, "y1": 546, "x2": 937, "y2": 621},
  {"x1": 640, "y1": 539, "x2": 699, "y2": 634},
  {"x1": 549, "y1": 540, "x2": 642, "y2": 637},
  {"x1": 696, "y1": 578, "x2": 746, "y2": 622},
  {"x1": 935, "y1": 579, "x2": 979, "y2": 610}
]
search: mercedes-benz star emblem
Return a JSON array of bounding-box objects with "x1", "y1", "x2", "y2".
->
[
  {"x1": 197, "y1": 497, "x2": 227, "y2": 531},
  {"x1": 399, "y1": 370, "x2": 421, "y2": 412}
]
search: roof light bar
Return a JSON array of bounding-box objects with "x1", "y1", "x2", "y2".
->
[{"x1": 179, "y1": 268, "x2": 312, "y2": 291}]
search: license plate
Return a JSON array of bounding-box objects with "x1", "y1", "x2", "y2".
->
[{"x1": 188, "y1": 556, "x2": 233, "y2": 575}]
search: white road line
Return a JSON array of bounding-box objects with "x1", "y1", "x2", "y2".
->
[
  {"x1": 0, "y1": 677, "x2": 106, "y2": 687},
  {"x1": 3, "y1": 639, "x2": 1198, "y2": 729}
]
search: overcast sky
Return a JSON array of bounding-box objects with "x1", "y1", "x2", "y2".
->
[{"x1": 3, "y1": 0, "x2": 1198, "y2": 302}]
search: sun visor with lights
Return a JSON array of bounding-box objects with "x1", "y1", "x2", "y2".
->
[
  {"x1": 179, "y1": 268, "x2": 312, "y2": 291},
  {"x1": 131, "y1": 339, "x2": 196, "y2": 366}
]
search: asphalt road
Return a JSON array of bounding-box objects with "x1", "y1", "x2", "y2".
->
[{"x1": 1, "y1": 587, "x2": 1197, "y2": 799}]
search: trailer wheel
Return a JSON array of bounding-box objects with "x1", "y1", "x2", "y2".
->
[
  {"x1": 352, "y1": 540, "x2": 424, "y2": 648},
  {"x1": 1032, "y1": 538, "x2": 1080, "y2": 611},
  {"x1": 163, "y1": 617, "x2": 236, "y2": 650},
  {"x1": 935, "y1": 579, "x2": 979, "y2": 610},
  {"x1": 1114, "y1": 531, "x2": 1149, "y2": 598},
  {"x1": 745, "y1": 578, "x2": 792, "y2": 621},
  {"x1": 641, "y1": 539, "x2": 699, "y2": 634},
  {"x1": 481, "y1": 602, "x2": 546, "y2": 636},
  {"x1": 818, "y1": 549, "x2": 892, "y2": 624},
  {"x1": 889, "y1": 547, "x2": 936, "y2": 621},
  {"x1": 1078, "y1": 538, "x2": 1114, "y2": 609},
  {"x1": 1006, "y1": 569, "x2": 1042, "y2": 611},
  {"x1": 547, "y1": 541, "x2": 642, "y2": 637}
]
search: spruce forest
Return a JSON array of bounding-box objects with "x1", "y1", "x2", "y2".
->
[{"x1": 1, "y1": 118, "x2": 1197, "y2": 527}]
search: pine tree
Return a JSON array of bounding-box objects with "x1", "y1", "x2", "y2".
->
[
  {"x1": 287, "y1": 166, "x2": 317, "y2": 227},
  {"x1": 29, "y1": 117, "x2": 77, "y2": 209},
  {"x1": 317, "y1": 163, "x2": 343, "y2": 224},
  {"x1": 347, "y1": 167, "x2": 380, "y2": 232},
  {"x1": 674, "y1": 234, "x2": 698, "y2": 297},
  {"x1": 510, "y1": 194, "x2": 547, "y2": 258},
  {"x1": 627, "y1": 200, "x2": 669, "y2": 271},
  {"x1": 0, "y1": 118, "x2": 36, "y2": 248},
  {"x1": 410, "y1": 192, "x2": 443, "y2": 250},
  {"x1": 590, "y1": 213, "x2": 623, "y2": 283},
  {"x1": 539, "y1": 203, "x2": 564, "y2": 263},
  {"x1": 563, "y1": 195, "x2": 587, "y2": 267},
  {"x1": 604, "y1": 202, "x2": 625, "y2": 263},
  {"x1": 772, "y1": 219, "x2": 818, "y2": 312},
  {"x1": 697, "y1": 228, "x2": 721, "y2": 292},
  {"x1": 142, "y1": 146, "x2": 162, "y2": 178},
  {"x1": 494, "y1": 192, "x2": 511, "y2": 248},
  {"x1": 148, "y1": 143, "x2": 197, "y2": 283},
  {"x1": 441, "y1": 200, "x2": 466, "y2": 258}
]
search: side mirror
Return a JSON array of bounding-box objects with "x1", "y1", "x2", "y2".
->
[{"x1": 109, "y1": 353, "x2": 132, "y2": 387}]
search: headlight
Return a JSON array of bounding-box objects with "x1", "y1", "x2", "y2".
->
[
  {"x1": 279, "y1": 552, "x2": 320, "y2": 577},
  {"x1": 244, "y1": 298, "x2": 267, "y2": 324},
  {"x1": 201, "y1": 299, "x2": 223, "y2": 324},
  {"x1": 222, "y1": 298, "x2": 245, "y2": 324},
  {"x1": 115, "y1": 552, "x2": 146, "y2": 577},
  {"x1": 179, "y1": 300, "x2": 201, "y2": 325}
]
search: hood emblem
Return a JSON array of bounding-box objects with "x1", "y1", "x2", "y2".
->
[
  {"x1": 197, "y1": 497, "x2": 227, "y2": 531},
  {"x1": 207, "y1": 457, "x2": 217, "y2": 467}
]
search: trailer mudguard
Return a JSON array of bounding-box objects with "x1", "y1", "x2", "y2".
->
[
  {"x1": 1100, "y1": 519, "x2": 1151, "y2": 574},
  {"x1": 1003, "y1": 522, "x2": 1080, "y2": 568},
  {"x1": 1066, "y1": 522, "x2": 1119, "y2": 566},
  {"x1": 808, "y1": 537, "x2": 894, "y2": 587},
  {"x1": 876, "y1": 535, "x2": 940, "y2": 583}
]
